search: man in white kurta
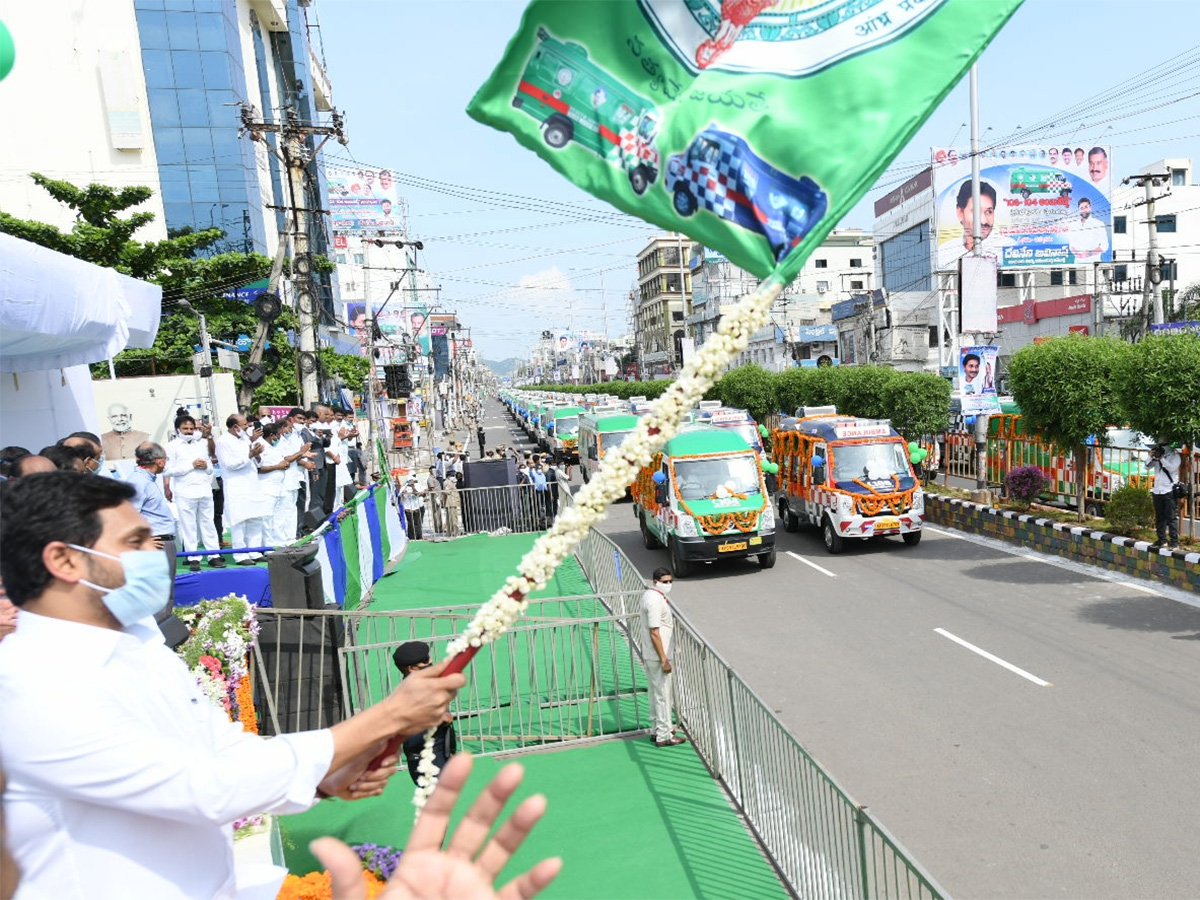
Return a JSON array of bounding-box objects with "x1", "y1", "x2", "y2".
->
[
  {"x1": 163, "y1": 416, "x2": 224, "y2": 570},
  {"x1": 214, "y1": 415, "x2": 268, "y2": 564},
  {"x1": 0, "y1": 471, "x2": 465, "y2": 900},
  {"x1": 277, "y1": 418, "x2": 308, "y2": 544}
]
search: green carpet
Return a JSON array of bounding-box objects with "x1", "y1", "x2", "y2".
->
[{"x1": 279, "y1": 737, "x2": 788, "y2": 900}]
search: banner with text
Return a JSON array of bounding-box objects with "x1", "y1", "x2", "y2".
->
[
  {"x1": 933, "y1": 145, "x2": 1113, "y2": 271},
  {"x1": 328, "y1": 164, "x2": 401, "y2": 233}
]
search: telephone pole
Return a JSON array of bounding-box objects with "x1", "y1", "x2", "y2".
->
[
  {"x1": 1122, "y1": 171, "x2": 1170, "y2": 335},
  {"x1": 240, "y1": 103, "x2": 347, "y2": 409}
]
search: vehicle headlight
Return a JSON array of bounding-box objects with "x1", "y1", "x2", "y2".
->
[
  {"x1": 911, "y1": 489, "x2": 924, "y2": 513},
  {"x1": 759, "y1": 504, "x2": 775, "y2": 532},
  {"x1": 837, "y1": 493, "x2": 854, "y2": 517},
  {"x1": 676, "y1": 515, "x2": 698, "y2": 537}
]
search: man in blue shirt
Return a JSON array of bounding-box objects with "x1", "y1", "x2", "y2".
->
[{"x1": 127, "y1": 442, "x2": 177, "y2": 606}]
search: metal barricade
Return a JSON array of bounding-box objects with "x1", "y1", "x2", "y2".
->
[
  {"x1": 410, "y1": 481, "x2": 573, "y2": 540},
  {"x1": 581, "y1": 527, "x2": 948, "y2": 900}
]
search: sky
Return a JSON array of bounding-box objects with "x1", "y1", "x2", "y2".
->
[{"x1": 316, "y1": 0, "x2": 1199, "y2": 361}]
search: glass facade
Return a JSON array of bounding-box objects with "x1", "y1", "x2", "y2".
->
[
  {"x1": 879, "y1": 222, "x2": 932, "y2": 294},
  {"x1": 135, "y1": 0, "x2": 266, "y2": 253}
]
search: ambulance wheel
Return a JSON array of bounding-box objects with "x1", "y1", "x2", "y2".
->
[
  {"x1": 1021, "y1": 188, "x2": 1031, "y2": 200},
  {"x1": 902, "y1": 530, "x2": 922, "y2": 547},
  {"x1": 779, "y1": 498, "x2": 798, "y2": 532},
  {"x1": 757, "y1": 546, "x2": 777, "y2": 569},
  {"x1": 673, "y1": 187, "x2": 697, "y2": 217},
  {"x1": 1085, "y1": 501, "x2": 1103, "y2": 518},
  {"x1": 641, "y1": 513, "x2": 662, "y2": 550},
  {"x1": 669, "y1": 538, "x2": 692, "y2": 578},
  {"x1": 822, "y1": 516, "x2": 844, "y2": 555},
  {"x1": 629, "y1": 167, "x2": 649, "y2": 196},
  {"x1": 544, "y1": 118, "x2": 572, "y2": 150},
  {"x1": 581, "y1": 466, "x2": 590, "y2": 484}
]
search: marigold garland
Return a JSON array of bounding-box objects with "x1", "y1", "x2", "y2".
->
[
  {"x1": 276, "y1": 870, "x2": 385, "y2": 900},
  {"x1": 235, "y1": 663, "x2": 259, "y2": 734}
]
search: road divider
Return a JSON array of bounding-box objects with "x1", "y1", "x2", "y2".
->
[{"x1": 934, "y1": 627, "x2": 1052, "y2": 687}]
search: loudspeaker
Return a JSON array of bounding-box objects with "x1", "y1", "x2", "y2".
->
[
  {"x1": 255, "y1": 606, "x2": 345, "y2": 734},
  {"x1": 266, "y1": 542, "x2": 324, "y2": 610}
]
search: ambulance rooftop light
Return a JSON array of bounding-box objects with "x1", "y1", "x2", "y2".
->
[
  {"x1": 697, "y1": 400, "x2": 722, "y2": 410},
  {"x1": 797, "y1": 405, "x2": 838, "y2": 418},
  {"x1": 629, "y1": 395, "x2": 648, "y2": 403}
]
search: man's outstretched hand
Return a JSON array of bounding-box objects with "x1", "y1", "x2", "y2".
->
[{"x1": 312, "y1": 752, "x2": 561, "y2": 900}]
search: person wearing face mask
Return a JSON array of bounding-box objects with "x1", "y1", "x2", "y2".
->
[
  {"x1": 0, "y1": 472, "x2": 466, "y2": 900},
  {"x1": 125, "y1": 442, "x2": 177, "y2": 606},
  {"x1": 163, "y1": 416, "x2": 224, "y2": 573},
  {"x1": 638, "y1": 567, "x2": 687, "y2": 748},
  {"x1": 256, "y1": 422, "x2": 312, "y2": 546},
  {"x1": 214, "y1": 414, "x2": 269, "y2": 565}
]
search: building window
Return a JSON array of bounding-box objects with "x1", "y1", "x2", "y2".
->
[
  {"x1": 1113, "y1": 264, "x2": 1127, "y2": 282},
  {"x1": 1113, "y1": 216, "x2": 1126, "y2": 234},
  {"x1": 1155, "y1": 214, "x2": 1176, "y2": 233},
  {"x1": 1050, "y1": 269, "x2": 1064, "y2": 286},
  {"x1": 1171, "y1": 168, "x2": 1187, "y2": 187},
  {"x1": 998, "y1": 272, "x2": 1017, "y2": 288},
  {"x1": 817, "y1": 280, "x2": 830, "y2": 292},
  {"x1": 850, "y1": 280, "x2": 864, "y2": 290},
  {"x1": 335, "y1": 253, "x2": 347, "y2": 264},
  {"x1": 928, "y1": 325, "x2": 941, "y2": 347},
  {"x1": 671, "y1": 310, "x2": 684, "y2": 322},
  {"x1": 1162, "y1": 260, "x2": 1178, "y2": 281},
  {"x1": 814, "y1": 259, "x2": 828, "y2": 268},
  {"x1": 352, "y1": 253, "x2": 365, "y2": 264},
  {"x1": 850, "y1": 258, "x2": 863, "y2": 268},
  {"x1": 1049, "y1": 270, "x2": 1078, "y2": 286}
]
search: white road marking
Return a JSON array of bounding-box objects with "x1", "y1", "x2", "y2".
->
[
  {"x1": 785, "y1": 551, "x2": 837, "y2": 578},
  {"x1": 934, "y1": 628, "x2": 1052, "y2": 687},
  {"x1": 923, "y1": 526, "x2": 965, "y2": 540},
  {"x1": 1118, "y1": 580, "x2": 1162, "y2": 596}
]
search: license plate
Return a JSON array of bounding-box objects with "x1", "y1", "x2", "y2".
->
[
  {"x1": 719, "y1": 541, "x2": 748, "y2": 553},
  {"x1": 749, "y1": 536, "x2": 762, "y2": 546},
  {"x1": 875, "y1": 517, "x2": 900, "y2": 531}
]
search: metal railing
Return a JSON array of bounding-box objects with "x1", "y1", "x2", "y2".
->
[
  {"x1": 401, "y1": 481, "x2": 574, "y2": 540},
  {"x1": 251, "y1": 595, "x2": 650, "y2": 752},
  {"x1": 581, "y1": 527, "x2": 949, "y2": 900}
]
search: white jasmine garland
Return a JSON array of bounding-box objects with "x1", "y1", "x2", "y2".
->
[{"x1": 413, "y1": 275, "x2": 785, "y2": 809}]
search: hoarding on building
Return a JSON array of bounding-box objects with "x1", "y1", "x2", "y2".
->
[
  {"x1": 327, "y1": 164, "x2": 401, "y2": 233},
  {"x1": 932, "y1": 145, "x2": 1113, "y2": 271}
]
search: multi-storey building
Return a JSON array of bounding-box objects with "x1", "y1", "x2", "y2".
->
[{"x1": 634, "y1": 233, "x2": 692, "y2": 377}]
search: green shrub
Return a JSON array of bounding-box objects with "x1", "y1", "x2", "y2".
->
[{"x1": 1104, "y1": 485, "x2": 1155, "y2": 536}]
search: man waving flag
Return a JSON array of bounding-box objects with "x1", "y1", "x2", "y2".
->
[{"x1": 468, "y1": 0, "x2": 1022, "y2": 282}]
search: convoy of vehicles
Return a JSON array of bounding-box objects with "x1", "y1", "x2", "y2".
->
[
  {"x1": 631, "y1": 427, "x2": 776, "y2": 576},
  {"x1": 771, "y1": 407, "x2": 924, "y2": 554},
  {"x1": 578, "y1": 407, "x2": 641, "y2": 485},
  {"x1": 515, "y1": 28, "x2": 661, "y2": 196},
  {"x1": 550, "y1": 405, "x2": 584, "y2": 463},
  {"x1": 687, "y1": 401, "x2": 764, "y2": 454}
]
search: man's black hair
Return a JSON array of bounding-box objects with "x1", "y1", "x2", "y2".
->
[
  {"x1": 1088, "y1": 146, "x2": 1107, "y2": 160},
  {"x1": 288, "y1": 407, "x2": 306, "y2": 419},
  {"x1": 262, "y1": 422, "x2": 282, "y2": 440},
  {"x1": 226, "y1": 414, "x2": 241, "y2": 430},
  {"x1": 0, "y1": 472, "x2": 135, "y2": 605},
  {"x1": 963, "y1": 353, "x2": 981, "y2": 366},
  {"x1": 651, "y1": 567, "x2": 672, "y2": 582},
  {"x1": 1078, "y1": 197, "x2": 1092, "y2": 207},
  {"x1": 175, "y1": 414, "x2": 196, "y2": 431},
  {"x1": 64, "y1": 431, "x2": 102, "y2": 445},
  {"x1": 40, "y1": 444, "x2": 86, "y2": 471},
  {"x1": 135, "y1": 443, "x2": 166, "y2": 466},
  {"x1": 0, "y1": 446, "x2": 30, "y2": 477},
  {"x1": 955, "y1": 179, "x2": 997, "y2": 210}
]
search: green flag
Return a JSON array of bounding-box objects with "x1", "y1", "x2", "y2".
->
[{"x1": 468, "y1": 0, "x2": 1022, "y2": 281}]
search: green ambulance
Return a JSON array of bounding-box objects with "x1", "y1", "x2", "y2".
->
[{"x1": 514, "y1": 27, "x2": 661, "y2": 196}]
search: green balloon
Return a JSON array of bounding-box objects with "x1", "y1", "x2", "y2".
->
[
  {"x1": 907, "y1": 441, "x2": 919, "y2": 452},
  {"x1": 0, "y1": 21, "x2": 14, "y2": 82},
  {"x1": 758, "y1": 423, "x2": 769, "y2": 437}
]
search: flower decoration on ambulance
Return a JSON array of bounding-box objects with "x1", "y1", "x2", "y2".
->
[{"x1": 419, "y1": 276, "x2": 784, "y2": 808}]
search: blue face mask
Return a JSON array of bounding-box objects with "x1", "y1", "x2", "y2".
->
[{"x1": 68, "y1": 544, "x2": 171, "y2": 626}]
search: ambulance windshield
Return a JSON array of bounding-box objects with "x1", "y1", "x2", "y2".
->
[
  {"x1": 601, "y1": 430, "x2": 634, "y2": 452},
  {"x1": 555, "y1": 416, "x2": 579, "y2": 434},
  {"x1": 829, "y1": 442, "x2": 910, "y2": 484},
  {"x1": 674, "y1": 455, "x2": 761, "y2": 501}
]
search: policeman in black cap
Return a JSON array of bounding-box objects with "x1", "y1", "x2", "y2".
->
[{"x1": 392, "y1": 641, "x2": 458, "y2": 784}]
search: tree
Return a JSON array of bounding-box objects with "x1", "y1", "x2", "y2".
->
[
  {"x1": 1006, "y1": 335, "x2": 1129, "y2": 518},
  {"x1": 880, "y1": 372, "x2": 951, "y2": 442},
  {"x1": 1110, "y1": 333, "x2": 1200, "y2": 446},
  {"x1": 708, "y1": 364, "x2": 776, "y2": 423}
]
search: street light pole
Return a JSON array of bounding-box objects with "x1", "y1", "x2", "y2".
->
[{"x1": 178, "y1": 299, "x2": 219, "y2": 426}]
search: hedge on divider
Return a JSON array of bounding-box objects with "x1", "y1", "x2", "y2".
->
[{"x1": 523, "y1": 364, "x2": 952, "y2": 441}]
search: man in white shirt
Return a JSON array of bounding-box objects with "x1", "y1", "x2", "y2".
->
[
  {"x1": 638, "y1": 567, "x2": 687, "y2": 748},
  {"x1": 0, "y1": 471, "x2": 465, "y2": 900},
  {"x1": 163, "y1": 415, "x2": 225, "y2": 572},
  {"x1": 1067, "y1": 197, "x2": 1107, "y2": 260},
  {"x1": 276, "y1": 417, "x2": 311, "y2": 543},
  {"x1": 1146, "y1": 444, "x2": 1182, "y2": 550},
  {"x1": 257, "y1": 422, "x2": 311, "y2": 546},
  {"x1": 214, "y1": 414, "x2": 269, "y2": 565}
]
